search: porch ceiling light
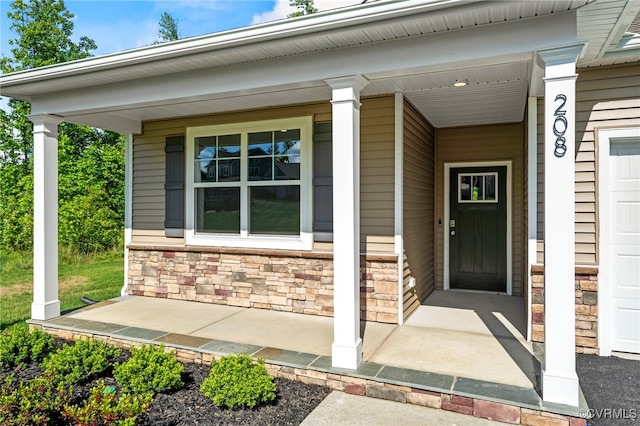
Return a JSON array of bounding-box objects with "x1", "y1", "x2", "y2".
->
[{"x1": 453, "y1": 80, "x2": 468, "y2": 87}]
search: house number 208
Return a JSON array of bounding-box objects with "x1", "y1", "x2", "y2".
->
[{"x1": 553, "y1": 94, "x2": 568, "y2": 157}]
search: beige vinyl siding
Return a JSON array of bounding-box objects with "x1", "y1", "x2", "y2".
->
[
  {"x1": 536, "y1": 63, "x2": 640, "y2": 265},
  {"x1": 360, "y1": 96, "x2": 396, "y2": 253},
  {"x1": 132, "y1": 97, "x2": 396, "y2": 253},
  {"x1": 402, "y1": 99, "x2": 435, "y2": 320},
  {"x1": 435, "y1": 124, "x2": 525, "y2": 296}
]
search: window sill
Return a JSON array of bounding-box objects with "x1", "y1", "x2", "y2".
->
[{"x1": 186, "y1": 232, "x2": 313, "y2": 251}]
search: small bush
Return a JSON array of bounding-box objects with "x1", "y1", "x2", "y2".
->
[
  {"x1": 0, "y1": 374, "x2": 72, "y2": 425},
  {"x1": 41, "y1": 338, "x2": 120, "y2": 385},
  {"x1": 113, "y1": 344, "x2": 184, "y2": 395},
  {"x1": 200, "y1": 354, "x2": 276, "y2": 410},
  {"x1": 63, "y1": 380, "x2": 152, "y2": 426},
  {"x1": 0, "y1": 324, "x2": 56, "y2": 369}
]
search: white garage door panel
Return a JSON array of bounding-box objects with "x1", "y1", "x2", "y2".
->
[{"x1": 610, "y1": 138, "x2": 640, "y2": 354}]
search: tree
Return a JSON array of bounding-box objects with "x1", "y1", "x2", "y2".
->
[
  {"x1": 0, "y1": 0, "x2": 125, "y2": 254},
  {"x1": 155, "y1": 12, "x2": 180, "y2": 43},
  {"x1": 288, "y1": 0, "x2": 318, "y2": 18}
]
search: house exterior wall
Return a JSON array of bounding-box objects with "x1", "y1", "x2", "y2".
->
[
  {"x1": 535, "y1": 63, "x2": 640, "y2": 265},
  {"x1": 402, "y1": 99, "x2": 435, "y2": 320},
  {"x1": 533, "y1": 63, "x2": 640, "y2": 353},
  {"x1": 434, "y1": 124, "x2": 525, "y2": 296},
  {"x1": 127, "y1": 246, "x2": 399, "y2": 323},
  {"x1": 131, "y1": 96, "x2": 396, "y2": 254}
]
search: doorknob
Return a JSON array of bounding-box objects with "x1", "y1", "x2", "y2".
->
[{"x1": 450, "y1": 230, "x2": 456, "y2": 236}]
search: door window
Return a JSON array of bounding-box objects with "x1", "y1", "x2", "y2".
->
[{"x1": 458, "y1": 173, "x2": 498, "y2": 203}]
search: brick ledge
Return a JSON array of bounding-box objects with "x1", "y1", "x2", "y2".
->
[{"x1": 530, "y1": 265, "x2": 598, "y2": 275}]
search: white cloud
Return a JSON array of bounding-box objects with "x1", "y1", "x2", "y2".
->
[{"x1": 251, "y1": 0, "x2": 362, "y2": 25}]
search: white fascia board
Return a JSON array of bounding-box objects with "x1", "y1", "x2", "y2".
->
[
  {"x1": 31, "y1": 11, "x2": 578, "y2": 118},
  {"x1": 0, "y1": 0, "x2": 478, "y2": 90}
]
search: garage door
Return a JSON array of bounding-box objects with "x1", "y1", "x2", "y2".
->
[{"x1": 610, "y1": 137, "x2": 640, "y2": 354}]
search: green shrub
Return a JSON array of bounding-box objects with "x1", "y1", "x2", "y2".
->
[
  {"x1": 41, "y1": 338, "x2": 120, "y2": 385},
  {"x1": 63, "y1": 379, "x2": 152, "y2": 426},
  {"x1": 113, "y1": 344, "x2": 184, "y2": 395},
  {"x1": 200, "y1": 354, "x2": 276, "y2": 410},
  {"x1": 0, "y1": 374, "x2": 72, "y2": 425},
  {"x1": 0, "y1": 324, "x2": 55, "y2": 369}
]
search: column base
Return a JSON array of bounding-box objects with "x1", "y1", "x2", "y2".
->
[
  {"x1": 332, "y1": 338, "x2": 363, "y2": 369},
  {"x1": 31, "y1": 300, "x2": 61, "y2": 321},
  {"x1": 542, "y1": 369, "x2": 580, "y2": 406}
]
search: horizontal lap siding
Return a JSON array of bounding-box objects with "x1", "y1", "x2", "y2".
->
[
  {"x1": 360, "y1": 96, "x2": 396, "y2": 254},
  {"x1": 435, "y1": 124, "x2": 524, "y2": 296},
  {"x1": 403, "y1": 100, "x2": 435, "y2": 319},
  {"x1": 536, "y1": 63, "x2": 640, "y2": 265},
  {"x1": 132, "y1": 102, "x2": 331, "y2": 246}
]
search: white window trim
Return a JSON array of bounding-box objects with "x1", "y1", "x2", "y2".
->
[{"x1": 186, "y1": 116, "x2": 313, "y2": 250}]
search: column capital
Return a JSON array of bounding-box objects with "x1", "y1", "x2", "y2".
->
[
  {"x1": 538, "y1": 44, "x2": 586, "y2": 65},
  {"x1": 28, "y1": 114, "x2": 63, "y2": 136},
  {"x1": 326, "y1": 74, "x2": 369, "y2": 91}
]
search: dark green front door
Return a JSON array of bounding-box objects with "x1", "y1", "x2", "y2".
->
[{"x1": 449, "y1": 166, "x2": 507, "y2": 292}]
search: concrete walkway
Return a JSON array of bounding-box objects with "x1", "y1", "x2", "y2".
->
[{"x1": 301, "y1": 392, "x2": 504, "y2": 425}]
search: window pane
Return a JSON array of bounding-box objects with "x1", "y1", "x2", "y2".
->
[
  {"x1": 274, "y1": 155, "x2": 300, "y2": 180},
  {"x1": 274, "y1": 129, "x2": 301, "y2": 155},
  {"x1": 218, "y1": 134, "x2": 241, "y2": 157},
  {"x1": 195, "y1": 136, "x2": 217, "y2": 183},
  {"x1": 485, "y1": 175, "x2": 496, "y2": 200},
  {"x1": 472, "y1": 175, "x2": 484, "y2": 200},
  {"x1": 460, "y1": 176, "x2": 471, "y2": 200},
  {"x1": 218, "y1": 159, "x2": 240, "y2": 182},
  {"x1": 248, "y1": 131, "x2": 273, "y2": 156},
  {"x1": 248, "y1": 157, "x2": 272, "y2": 181},
  {"x1": 196, "y1": 188, "x2": 240, "y2": 234},
  {"x1": 250, "y1": 186, "x2": 300, "y2": 235}
]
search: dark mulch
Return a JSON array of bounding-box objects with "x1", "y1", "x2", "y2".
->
[
  {"x1": 576, "y1": 353, "x2": 640, "y2": 426},
  {"x1": 2, "y1": 340, "x2": 331, "y2": 425}
]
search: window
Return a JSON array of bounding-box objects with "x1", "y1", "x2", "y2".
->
[
  {"x1": 458, "y1": 173, "x2": 498, "y2": 203},
  {"x1": 186, "y1": 117, "x2": 313, "y2": 249}
]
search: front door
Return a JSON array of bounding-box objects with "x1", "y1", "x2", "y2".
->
[{"x1": 449, "y1": 166, "x2": 507, "y2": 292}]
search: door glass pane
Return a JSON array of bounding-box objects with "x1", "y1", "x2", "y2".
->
[
  {"x1": 250, "y1": 186, "x2": 300, "y2": 235},
  {"x1": 460, "y1": 176, "x2": 471, "y2": 200},
  {"x1": 485, "y1": 175, "x2": 496, "y2": 200},
  {"x1": 195, "y1": 188, "x2": 240, "y2": 233},
  {"x1": 472, "y1": 175, "x2": 484, "y2": 200}
]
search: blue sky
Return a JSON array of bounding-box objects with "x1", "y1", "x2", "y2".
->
[{"x1": 1, "y1": 0, "x2": 361, "y2": 59}]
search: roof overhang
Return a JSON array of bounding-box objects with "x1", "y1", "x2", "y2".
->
[{"x1": 4, "y1": 0, "x2": 634, "y2": 132}]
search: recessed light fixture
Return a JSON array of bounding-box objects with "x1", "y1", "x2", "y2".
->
[{"x1": 453, "y1": 80, "x2": 468, "y2": 87}]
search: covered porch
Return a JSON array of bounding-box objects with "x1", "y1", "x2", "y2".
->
[{"x1": 29, "y1": 291, "x2": 588, "y2": 423}]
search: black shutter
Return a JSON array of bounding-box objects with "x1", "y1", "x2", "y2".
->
[
  {"x1": 313, "y1": 122, "x2": 333, "y2": 239},
  {"x1": 164, "y1": 135, "x2": 185, "y2": 238}
]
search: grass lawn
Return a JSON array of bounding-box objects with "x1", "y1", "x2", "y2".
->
[{"x1": 0, "y1": 250, "x2": 124, "y2": 329}]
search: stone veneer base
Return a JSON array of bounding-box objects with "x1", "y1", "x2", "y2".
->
[
  {"x1": 29, "y1": 320, "x2": 588, "y2": 426},
  {"x1": 531, "y1": 265, "x2": 599, "y2": 354},
  {"x1": 127, "y1": 245, "x2": 400, "y2": 324}
]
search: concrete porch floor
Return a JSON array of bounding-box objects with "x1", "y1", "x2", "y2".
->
[{"x1": 30, "y1": 290, "x2": 588, "y2": 419}]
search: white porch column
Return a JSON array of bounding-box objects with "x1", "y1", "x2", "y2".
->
[
  {"x1": 538, "y1": 44, "x2": 584, "y2": 407},
  {"x1": 30, "y1": 114, "x2": 63, "y2": 320},
  {"x1": 327, "y1": 75, "x2": 369, "y2": 369}
]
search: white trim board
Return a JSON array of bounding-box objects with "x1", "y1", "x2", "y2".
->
[
  {"x1": 444, "y1": 161, "x2": 513, "y2": 295},
  {"x1": 597, "y1": 127, "x2": 640, "y2": 356}
]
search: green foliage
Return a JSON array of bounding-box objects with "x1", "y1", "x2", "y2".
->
[
  {"x1": 200, "y1": 354, "x2": 276, "y2": 410},
  {"x1": 41, "y1": 338, "x2": 120, "y2": 385},
  {"x1": 0, "y1": 324, "x2": 55, "y2": 369},
  {"x1": 114, "y1": 344, "x2": 184, "y2": 395},
  {"x1": 155, "y1": 12, "x2": 180, "y2": 43},
  {"x1": 63, "y1": 380, "x2": 152, "y2": 426},
  {"x1": 288, "y1": 0, "x2": 318, "y2": 17},
  {"x1": 0, "y1": 374, "x2": 72, "y2": 425}
]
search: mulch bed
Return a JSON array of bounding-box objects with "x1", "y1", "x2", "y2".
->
[{"x1": 2, "y1": 340, "x2": 332, "y2": 425}]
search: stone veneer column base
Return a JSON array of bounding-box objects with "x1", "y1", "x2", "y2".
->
[
  {"x1": 127, "y1": 245, "x2": 399, "y2": 324},
  {"x1": 531, "y1": 265, "x2": 599, "y2": 354}
]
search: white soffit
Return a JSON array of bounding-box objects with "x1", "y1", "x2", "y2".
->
[{"x1": 405, "y1": 80, "x2": 529, "y2": 128}]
